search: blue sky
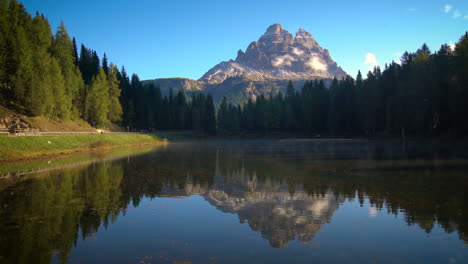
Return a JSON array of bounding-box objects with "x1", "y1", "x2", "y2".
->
[{"x1": 22, "y1": 0, "x2": 468, "y2": 80}]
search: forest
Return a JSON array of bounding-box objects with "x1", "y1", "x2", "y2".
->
[
  {"x1": 1, "y1": 0, "x2": 467, "y2": 137},
  {"x1": 128, "y1": 36, "x2": 468, "y2": 137},
  {"x1": 0, "y1": 0, "x2": 123, "y2": 126}
]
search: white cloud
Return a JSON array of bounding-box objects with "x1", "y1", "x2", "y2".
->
[
  {"x1": 369, "y1": 207, "x2": 378, "y2": 217},
  {"x1": 364, "y1": 53, "x2": 377, "y2": 64},
  {"x1": 449, "y1": 41, "x2": 456, "y2": 51},
  {"x1": 408, "y1": 7, "x2": 417, "y2": 12},
  {"x1": 444, "y1": 4, "x2": 452, "y2": 13},
  {"x1": 292, "y1": 47, "x2": 304, "y2": 56},
  {"x1": 465, "y1": 13, "x2": 468, "y2": 20},
  {"x1": 363, "y1": 53, "x2": 379, "y2": 72},
  {"x1": 306, "y1": 56, "x2": 327, "y2": 72},
  {"x1": 272, "y1": 54, "x2": 296, "y2": 67},
  {"x1": 453, "y1": 10, "x2": 461, "y2": 19}
]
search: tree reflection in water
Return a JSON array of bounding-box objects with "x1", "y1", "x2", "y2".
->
[{"x1": 0, "y1": 140, "x2": 467, "y2": 263}]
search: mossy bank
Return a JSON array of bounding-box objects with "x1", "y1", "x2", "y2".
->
[{"x1": 0, "y1": 134, "x2": 167, "y2": 162}]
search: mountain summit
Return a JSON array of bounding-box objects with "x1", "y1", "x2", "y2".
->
[{"x1": 200, "y1": 23, "x2": 347, "y2": 84}]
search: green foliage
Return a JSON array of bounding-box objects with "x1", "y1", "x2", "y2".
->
[
  {"x1": 107, "y1": 64, "x2": 122, "y2": 122},
  {"x1": 0, "y1": 1, "x2": 124, "y2": 127},
  {"x1": 51, "y1": 21, "x2": 83, "y2": 118},
  {"x1": 86, "y1": 68, "x2": 110, "y2": 127},
  {"x1": 0, "y1": 134, "x2": 164, "y2": 161}
]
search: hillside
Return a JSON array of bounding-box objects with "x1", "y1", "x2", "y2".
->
[{"x1": 0, "y1": 104, "x2": 101, "y2": 132}]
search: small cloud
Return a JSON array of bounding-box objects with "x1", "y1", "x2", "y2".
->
[
  {"x1": 364, "y1": 53, "x2": 378, "y2": 72},
  {"x1": 306, "y1": 56, "x2": 327, "y2": 71},
  {"x1": 444, "y1": 4, "x2": 452, "y2": 13},
  {"x1": 449, "y1": 41, "x2": 456, "y2": 51},
  {"x1": 364, "y1": 53, "x2": 377, "y2": 64},
  {"x1": 453, "y1": 10, "x2": 461, "y2": 18},
  {"x1": 292, "y1": 47, "x2": 304, "y2": 56},
  {"x1": 272, "y1": 54, "x2": 296, "y2": 67},
  {"x1": 464, "y1": 12, "x2": 468, "y2": 20},
  {"x1": 408, "y1": 7, "x2": 417, "y2": 12},
  {"x1": 369, "y1": 207, "x2": 378, "y2": 217}
]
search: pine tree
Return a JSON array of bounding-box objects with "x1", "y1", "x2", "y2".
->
[
  {"x1": 204, "y1": 94, "x2": 216, "y2": 135},
  {"x1": 102, "y1": 53, "x2": 109, "y2": 75},
  {"x1": 29, "y1": 13, "x2": 54, "y2": 116},
  {"x1": 0, "y1": 0, "x2": 8, "y2": 99},
  {"x1": 86, "y1": 68, "x2": 110, "y2": 127},
  {"x1": 72, "y1": 37, "x2": 78, "y2": 65},
  {"x1": 51, "y1": 21, "x2": 82, "y2": 118},
  {"x1": 107, "y1": 64, "x2": 122, "y2": 123},
  {"x1": 10, "y1": 1, "x2": 34, "y2": 109},
  {"x1": 218, "y1": 96, "x2": 228, "y2": 133},
  {"x1": 49, "y1": 58, "x2": 68, "y2": 118}
]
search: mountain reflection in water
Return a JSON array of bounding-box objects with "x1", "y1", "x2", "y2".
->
[{"x1": 0, "y1": 140, "x2": 467, "y2": 264}]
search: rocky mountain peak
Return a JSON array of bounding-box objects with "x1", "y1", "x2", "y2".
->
[
  {"x1": 296, "y1": 28, "x2": 312, "y2": 38},
  {"x1": 259, "y1": 23, "x2": 294, "y2": 45},
  {"x1": 200, "y1": 24, "x2": 347, "y2": 85},
  {"x1": 265, "y1": 23, "x2": 283, "y2": 34}
]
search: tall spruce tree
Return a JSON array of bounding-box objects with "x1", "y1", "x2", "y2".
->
[
  {"x1": 29, "y1": 13, "x2": 53, "y2": 116},
  {"x1": 107, "y1": 64, "x2": 122, "y2": 123},
  {"x1": 51, "y1": 21, "x2": 83, "y2": 118},
  {"x1": 86, "y1": 68, "x2": 110, "y2": 127}
]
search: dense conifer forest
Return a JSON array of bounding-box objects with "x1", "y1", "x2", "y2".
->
[
  {"x1": 123, "y1": 36, "x2": 468, "y2": 137},
  {"x1": 1, "y1": 0, "x2": 467, "y2": 137}
]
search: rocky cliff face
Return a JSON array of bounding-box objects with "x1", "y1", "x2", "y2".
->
[
  {"x1": 0, "y1": 105, "x2": 30, "y2": 132},
  {"x1": 200, "y1": 24, "x2": 347, "y2": 85}
]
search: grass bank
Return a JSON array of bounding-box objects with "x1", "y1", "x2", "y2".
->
[{"x1": 0, "y1": 134, "x2": 167, "y2": 162}]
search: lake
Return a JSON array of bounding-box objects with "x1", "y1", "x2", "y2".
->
[{"x1": 0, "y1": 140, "x2": 467, "y2": 264}]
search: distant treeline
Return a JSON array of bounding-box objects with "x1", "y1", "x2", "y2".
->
[
  {"x1": 119, "y1": 74, "x2": 216, "y2": 133},
  {"x1": 0, "y1": 0, "x2": 122, "y2": 126}
]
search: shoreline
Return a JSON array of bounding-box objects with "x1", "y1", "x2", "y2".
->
[{"x1": 0, "y1": 134, "x2": 168, "y2": 163}]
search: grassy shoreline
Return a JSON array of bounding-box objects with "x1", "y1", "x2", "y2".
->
[{"x1": 0, "y1": 134, "x2": 167, "y2": 162}]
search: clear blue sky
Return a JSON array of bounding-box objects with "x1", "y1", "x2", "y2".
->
[{"x1": 22, "y1": 0, "x2": 468, "y2": 80}]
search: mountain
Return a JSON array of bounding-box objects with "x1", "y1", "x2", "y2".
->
[
  {"x1": 158, "y1": 173, "x2": 342, "y2": 248},
  {"x1": 200, "y1": 23, "x2": 347, "y2": 84},
  {"x1": 141, "y1": 78, "x2": 204, "y2": 95},
  {"x1": 143, "y1": 23, "x2": 347, "y2": 104}
]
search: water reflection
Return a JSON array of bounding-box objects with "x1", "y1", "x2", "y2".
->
[{"x1": 0, "y1": 140, "x2": 467, "y2": 263}]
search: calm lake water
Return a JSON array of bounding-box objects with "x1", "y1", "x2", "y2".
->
[{"x1": 1, "y1": 140, "x2": 468, "y2": 264}]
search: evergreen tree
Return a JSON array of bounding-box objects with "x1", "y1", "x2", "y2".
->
[
  {"x1": 204, "y1": 94, "x2": 216, "y2": 134},
  {"x1": 10, "y1": 1, "x2": 34, "y2": 107},
  {"x1": 86, "y1": 68, "x2": 110, "y2": 127},
  {"x1": 0, "y1": 0, "x2": 8, "y2": 100},
  {"x1": 29, "y1": 13, "x2": 54, "y2": 116},
  {"x1": 49, "y1": 58, "x2": 68, "y2": 119},
  {"x1": 72, "y1": 37, "x2": 78, "y2": 65},
  {"x1": 218, "y1": 96, "x2": 228, "y2": 133},
  {"x1": 102, "y1": 53, "x2": 109, "y2": 75},
  {"x1": 107, "y1": 64, "x2": 122, "y2": 123},
  {"x1": 51, "y1": 21, "x2": 82, "y2": 118}
]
